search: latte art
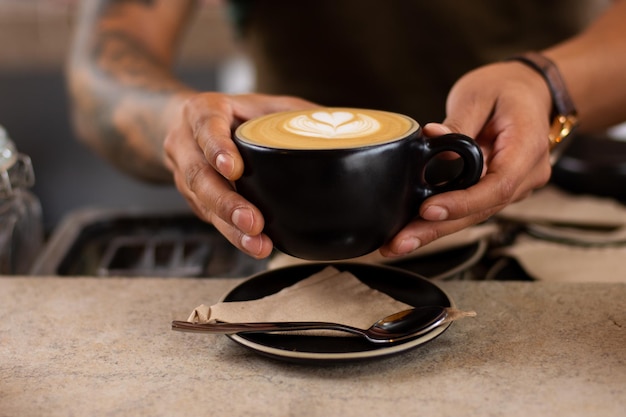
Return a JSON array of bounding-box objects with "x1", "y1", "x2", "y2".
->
[
  {"x1": 285, "y1": 111, "x2": 381, "y2": 139},
  {"x1": 236, "y1": 108, "x2": 417, "y2": 150}
]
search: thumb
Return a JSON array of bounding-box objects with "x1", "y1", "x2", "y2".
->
[
  {"x1": 437, "y1": 72, "x2": 500, "y2": 139},
  {"x1": 422, "y1": 122, "x2": 452, "y2": 137}
]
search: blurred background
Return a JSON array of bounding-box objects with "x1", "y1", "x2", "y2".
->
[
  {"x1": 1, "y1": 1, "x2": 625, "y2": 278},
  {"x1": 0, "y1": 0, "x2": 254, "y2": 234}
]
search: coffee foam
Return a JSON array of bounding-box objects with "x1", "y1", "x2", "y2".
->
[
  {"x1": 236, "y1": 108, "x2": 418, "y2": 150},
  {"x1": 285, "y1": 111, "x2": 381, "y2": 138}
]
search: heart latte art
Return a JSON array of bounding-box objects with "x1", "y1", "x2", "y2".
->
[
  {"x1": 236, "y1": 108, "x2": 417, "y2": 150},
  {"x1": 285, "y1": 111, "x2": 381, "y2": 138}
]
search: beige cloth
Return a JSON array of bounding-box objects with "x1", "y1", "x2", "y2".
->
[
  {"x1": 526, "y1": 223, "x2": 626, "y2": 246},
  {"x1": 268, "y1": 223, "x2": 499, "y2": 270},
  {"x1": 495, "y1": 186, "x2": 626, "y2": 282},
  {"x1": 497, "y1": 186, "x2": 626, "y2": 227},
  {"x1": 188, "y1": 266, "x2": 412, "y2": 331},
  {"x1": 497, "y1": 235, "x2": 626, "y2": 283},
  {"x1": 269, "y1": 187, "x2": 626, "y2": 282}
]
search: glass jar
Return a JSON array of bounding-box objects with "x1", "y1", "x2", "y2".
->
[{"x1": 0, "y1": 125, "x2": 43, "y2": 274}]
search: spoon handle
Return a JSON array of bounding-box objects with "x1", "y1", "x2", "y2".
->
[{"x1": 171, "y1": 320, "x2": 363, "y2": 336}]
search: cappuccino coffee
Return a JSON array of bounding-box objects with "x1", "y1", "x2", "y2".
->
[
  {"x1": 236, "y1": 108, "x2": 418, "y2": 150},
  {"x1": 233, "y1": 107, "x2": 483, "y2": 260}
]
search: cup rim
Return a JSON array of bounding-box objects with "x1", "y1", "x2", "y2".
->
[{"x1": 234, "y1": 107, "x2": 420, "y2": 151}]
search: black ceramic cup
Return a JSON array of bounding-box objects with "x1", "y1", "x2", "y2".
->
[{"x1": 233, "y1": 108, "x2": 483, "y2": 260}]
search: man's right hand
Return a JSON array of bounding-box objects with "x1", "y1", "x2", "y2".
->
[{"x1": 163, "y1": 92, "x2": 317, "y2": 258}]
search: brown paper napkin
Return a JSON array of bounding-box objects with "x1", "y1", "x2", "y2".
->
[{"x1": 188, "y1": 266, "x2": 413, "y2": 332}]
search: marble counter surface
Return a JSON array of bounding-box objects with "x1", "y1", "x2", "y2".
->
[{"x1": 1, "y1": 277, "x2": 624, "y2": 417}]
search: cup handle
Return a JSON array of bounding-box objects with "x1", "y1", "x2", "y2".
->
[{"x1": 422, "y1": 133, "x2": 484, "y2": 196}]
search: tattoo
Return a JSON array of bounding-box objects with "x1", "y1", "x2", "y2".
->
[
  {"x1": 96, "y1": 0, "x2": 157, "y2": 16},
  {"x1": 111, "y1": 0, "x2": 155, "y2": 4},
  {"x1": 79, "y1": 31, "x2": 186, "y2": 182},
  {"x1": 69, "y1": 0, "x2": 198, "y2": 182},
  {"x1": 92, "y1": 30, "x2": 179, "y2": 90}
]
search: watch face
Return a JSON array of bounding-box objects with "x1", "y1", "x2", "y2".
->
[{"x1": 549, "y1": 114, "x2": 578, "y2": 165}]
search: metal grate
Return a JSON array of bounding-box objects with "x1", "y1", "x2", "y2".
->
[
  {"x1": 97, "y1": 234, "x2": 213, "y2": 277},
  {"x1": 31, "y1": 209, "x2": 268, "y2": 278}
]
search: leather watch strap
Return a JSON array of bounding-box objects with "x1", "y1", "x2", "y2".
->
[
  {"x1": 508, "y1": 51, "x2": 579, "y2": 162},
  {"x1": 509, "y1": 52, "x2": 577, "y2": 118}
]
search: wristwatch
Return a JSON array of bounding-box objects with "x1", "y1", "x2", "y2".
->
[{"x1": 508, "y1": 52, "x2": 579, "y2": 164}]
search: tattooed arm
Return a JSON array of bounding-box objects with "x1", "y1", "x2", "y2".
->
[
  {"x1": 67, "y1": 0, "x2": 197, "y2": 182},
  {"x1": 67, "y1": 0, "x2": 315, "y2": 257}
]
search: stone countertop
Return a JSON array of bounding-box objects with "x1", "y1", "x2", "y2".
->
[{"x1": 0, "y1": 277, "x2": 624, "y2": 417}]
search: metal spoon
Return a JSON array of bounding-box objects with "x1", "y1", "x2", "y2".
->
[{"x1": 171, "y1": 306, "x2": 474, "y2": 344}]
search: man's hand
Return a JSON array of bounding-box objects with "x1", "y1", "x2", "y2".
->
[
  {"x1": 380, "y1": 61, "x2": 553, "y2": 256},
  {"x1": 163, "y1": 92, "x2": 316, "y2": 258}
]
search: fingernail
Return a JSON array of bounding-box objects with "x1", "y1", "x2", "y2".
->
[
  {"x1": 241, "y1": 234, "x2": 263, "y2": 257},
  {"x1": 424, "y1": 123, "x2": 452, "y2": 135},
  {"x1": 232, "y1": 208, "x2": 254, "y2": 233},
  {"x1": 216, "y1": 153, "x2": 235, "y2": 178},
  {"x1": 395, "y1": 237, "x2": 421, "y2": 255},
  {"x1": 423, "y1": 205, "x2": 449, "y2": 221}
]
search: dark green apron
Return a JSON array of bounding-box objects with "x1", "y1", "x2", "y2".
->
[{"x1": 230, "y1": 0, "x2": 608, "y2": 123}]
